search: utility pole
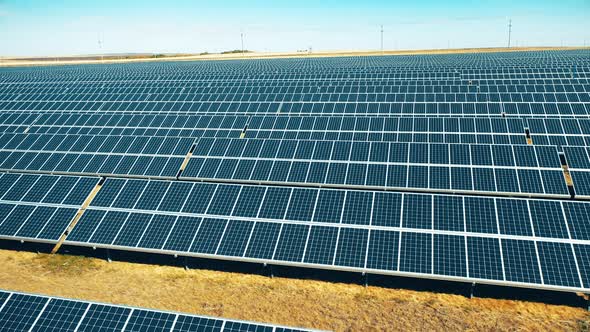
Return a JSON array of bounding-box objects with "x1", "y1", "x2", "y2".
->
[
  {"x1": 98, "y1": 34, "x2": 104, "y2": 62},
  {"x1": 241, "y1": 31, "x2": 244, "y2": 55},
  {"x1": 380, "y1": 25, "x2": 384, "y2": 54},
  {"x1": 507, "y1": 19, "x2": 512, "y2": 48}
]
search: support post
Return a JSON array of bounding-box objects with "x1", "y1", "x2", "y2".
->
[
  {"x1": 262, "y1": 263, "x2": 273, "y2": 278},
  {"x1": 470, "y1": 282, "x2": 476, "y2": 299},
  {"x1": 576, "y1": 293, "x2": 589, "y2": 311},
  {"x1": 362, "y1": 272, "x2": 369, "y2": 287},
  {"x1": 184, "y1": 257, "x2": 189, "y2": 271},
  {"x1": 106, "y1": 249, "x2": 112, "y2": 263}
]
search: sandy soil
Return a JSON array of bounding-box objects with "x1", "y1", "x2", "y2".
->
[
  {"x1": 1, "y1": 47, "x2": 588, "y2": 67},
  {"x1": 0, "y1": 249, "x2": 587, "y2": 331}
]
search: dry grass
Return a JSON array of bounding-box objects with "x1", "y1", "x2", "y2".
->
[
  {"x1": 0, "y1": 249, "x2": 588, "y2": 331},
  {"x1": 2, "y1": 46, "x2": 589, "y2": 67}
]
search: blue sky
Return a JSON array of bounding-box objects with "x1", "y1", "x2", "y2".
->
[{"x1": 0, "y1": 0, "x2": 588, "y2": 56}]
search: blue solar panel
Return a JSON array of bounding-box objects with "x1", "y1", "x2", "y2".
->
[
  {"x1": 273, "y1": 224, "x2": 309, "y2": 262},
  {"x1": 562, "y1": 202, "x2": 590, "y2": 240},
  {"x1": 162, "y1": 216, "x2": 200, "y2": 252},
  {"x1": 111, "y1": 212, "x2": 151, "y2": 247},
  {"x1": 342, "y1": 191, "x2": 372, "y2": 225},
  {"x1": 436, "y1": 196, "x2": 464, "y2": 233},
  {"x1": 125, "y1": 309, "x2": 176, "y2": 332},
  {"x1": 0, "y1": 293, "x2": 48, "y2": 331},
  {"x1": 303, "y1": 226, "x2": 339, "y2": 265},
  {"x1": 217, "y1": 220, "x2": 254, "y2": 256},
  {"x1": 434, "y1": 234, "x2": 467, "y2": 277},
  {"x1": 313, "y1": 190, "x2": 344, "y2": 223},
  {"x1": 335, "y1": 228, "x2": 368, "y2": 268},
  {"x1": 502, "y1": 239, "x2": 542, "y2": 284},
  {"x1": 528, "y1": 201, "x2": 569, "y2": 239},
  {"x1": 402, "y1": 194, "x2": 431, "y2": 230},
  {"x1": 190, "y1": 218, "x2": 227, "y2": 254},
  {"x1": 399, "y1": 232, "x2": 432, "y2": 274},
  {"x1": 244, "y1": 222, "x2": 282, "y2": 260},
  {"x1": 537, "y1": 242, "x2": 581, "y2": 287},
  {"x1": 466, "y1": 237, "x2": 504, "y2": 281},
  {"x1": 3, "y1": 50, "x2": 590, "y2": 296},
  {"x1": 464, "y1": 197, "x2": 497, "y2": 234},
  {"x1": 31, "y1": 298, "x2": 88, "y2": 332}
]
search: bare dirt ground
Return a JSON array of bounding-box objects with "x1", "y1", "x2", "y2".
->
[
  {"x1": 1, "y1": 47, "x2": 589, "y2": 67},
  {"x1": 0, "y1": 249, "x2": 588, "y2": 331}
]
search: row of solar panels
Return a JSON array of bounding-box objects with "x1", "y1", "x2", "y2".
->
[
  {"x1": 5, "y1": 141, "x2": 590, "y2": 198},
  {"x1": 4, "y1": 101, "x2": 589, "y2": 117},
  {"x1": 0, "y1": 290, "x2": 310, "y2": 332},
  {"x1": 1, "y1": 173, "x2": 587, "y2": 242},
  {"x1": 2, "y1": 80, "x2": 589, "y2": 91},
  {"x1": 182, "y1": 157, "x2": 570, "y2": 197},
  {"x1": 0, "y1": 151, "x2": 184, "y2": 178},
  {"x1": 2, "y1": 125, "x2": 589, "y2": 148},
  {"x1": 2, "y1": 112, "x2": 590, "y2": 145},
  {"x1": 192, "y1": 139, "x2": 565, "y2": 168},
  {"x1": 4, "y1": 72, "x2": 587, "y2": 82},
  {"x1": 4, "y1": 113, "x2": 588, "y2": 136},
  {"x1": 235, "y1": 131, "x2": 577, "y2": 147},
  {"x1": 0, "y1": 86, "x2": 590, "y2": 101},
  {"x1": 0, "y1": 173, "x2": 99, "y2": 242},
  {"x1": 3, "y1": 112, "x2": 589, "y2": 134},
  {"x1": 0, "y1": 136, "x2": 568, "y2": 169},
  {"x1": 0, "y1": 173, "x2": 589, "y2": 292},
  {"x1": 1, "y1": 70, "x2": 587, "y2": 81},
  {"x1": 2, "y1": 91, "x2": 590, "y2": 104},
  {"x1": 0, "y1": 60, "x2": 585, "y2": 77},
  {"x1": 0, "y1": 112, "x2": 588, "y2": 133},
  {"x1": 1, "y1": 70, "x2": 587, "y2": 82},
  {"x1": 85, "y1": 178, "x2": 590, "y2": 240},
  {"x1": 0, "y1": 153, "x2": 576, "y2": 200},
  {"x1": 0, "y1": 127, "x2": 545, "y2": 147},
  {"x1": 0, "y1": 133, "x2": 194, "y2": 156},
  {"x1": 3, "y1": 79, "x2": 589, "y2": 93},
  {"x1": 2, "y1": 90, "x2": 589, "y2": 104},
  {"x1": 66, "y1": 213, "x2": 589, "y2": 292}
]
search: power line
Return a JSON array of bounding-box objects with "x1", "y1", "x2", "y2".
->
[
  {"x1": 240, "y1": 31, "x2": 244, "y2": 55},
  {"x1": 98, "y1": 34, "x2": 104, "y2": 62},
  {"x1": 507, "y1": 19, "x2": 512, "y2": 48}
]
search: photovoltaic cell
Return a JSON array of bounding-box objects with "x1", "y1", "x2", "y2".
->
[
  {"x1": 77, "y1": 304, "x2": 131, "y2": 332},
  {"x1": 31, "y1": 299, "x2": 88, "y2": 332},
  {"x1": 304, "y1": 226, "x2": 339, "y2": 265},
  {"x1": 399, "y1": 232, "x2": 432, "y2": 274},
  {"x1": 466, "y1": 237, "x2": 503, "y2": 280},
  {"x1": 0, "y1": 294, "x2": 48, "y2": 332},
  {"x1": 502, "y1": 239, "x2": 542, "y2": 284}
]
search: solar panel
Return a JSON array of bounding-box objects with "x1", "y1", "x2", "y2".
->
[
  {"x1": 180, "y1": 139, "x2": 569, "y2": 197},
  {"x1": 58, "y1": 178, "x2": 590, "y2": 292},
  {"x1": 1, "y1": 49, "x2": 590, "y2": 297},
  {"x1": 0, "y1": 290, "x2": 312, "y2": 332},
  {"x1": 0, "y1": 173, "x2": 99, "y2": 243}
]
